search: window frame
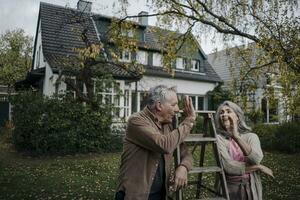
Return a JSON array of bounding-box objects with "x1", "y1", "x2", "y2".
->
[
  {"x1": 153, "y1": 52, "x2": 162, "y2": 67},
  {"x1": 176, "y1": 57, "x2": 184, "y2": 69},
  {"x1": 120, "y1": 49, "x2": 131, "y2": 62},
  {"x1": 191, "y1": 59, "x2": 200, "y2": 71},
  {"x1": 137, "y1": 50, "x2": 148, "y2": 65}
]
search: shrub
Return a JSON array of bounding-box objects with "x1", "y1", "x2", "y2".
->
[
  {"x1": 274, "y1": 122, "x2": 300, "y2": 153},
  {"x1": 253, "y1": 122, "x2": 300, "y2": 153},
  {"x1": 192, "y1": 115, "x2": 204, "y2": 134},
  {"x1": 246, "y1": 110, "x2": 264, "y2": 125},
  {"x1": 252, "y1": 123, "x2": 278, "y2": 151},
  {"x1": 10, "y1": 91, "x2": 122, "y2": 154}
]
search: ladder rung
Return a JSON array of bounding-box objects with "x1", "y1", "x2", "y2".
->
[
  {"x1": 179, "y1": 110, "x2": 216, "y2": 114},
  {"x1": 196, "y1": 198, "x2": 227, "y2": 200},
  {"x1": 185, "y1": 134, "x2": 217, "y2": 142},
  {"x1": 189, "y1": 166, "x2": 222, "y2": 174}
]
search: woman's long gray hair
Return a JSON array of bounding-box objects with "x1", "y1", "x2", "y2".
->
[{"x1": 215, "y1": 101, "x2": 251, "y2": 134}]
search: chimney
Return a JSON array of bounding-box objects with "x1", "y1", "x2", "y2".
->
[
  {"x1": 138, "y1": 11, "x2": 148, "y2": 26},
  {"x1": 77, "y1": 0, "x2": 92, "y2": 13}
]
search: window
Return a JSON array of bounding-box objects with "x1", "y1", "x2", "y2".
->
[
  {"x1": 191, "y1": 60, "x2": 200, "y2": 71},
  {"x1": 176, "y1": 58, "x2": 184, "y2": 69},
  {"x1": 137, "y1": 50, "x2": 148, "y2": 65},
  {"x1": 65, "y1": 77, "x2": 84, "y2": 98},
  {"x1": 153, "y1": 53, "x2": 162, "y2": 67},
  {"x1": 65, "y1": 77, "x2": 75, "y2": 98},
  {"x1": 121, "y1": 29, "x2": 134, "y2": 37},
  {"x1": 120, "y1": 50, "x2": 131, "y2": 62},
  {"x1": 197, "y1": 97, "x2": 204, "y2": 110},
  {"x1": 124, "y1": 90, "x2": 130, "y2": 118},
  {"x1": 183, "y1": 58, "x2": 188, "y2": 69},
  {"x1": 187, "y1": 95, "x2": 204, "y2": 111},
  {"x1": 95, "y1": 81, "x2": 122, "y2": 118},
  {"x1": 131, "y1": 91, "x2": 138, "y2": 113},
  {"x1": 171, "y1": 60, "x2": 176, "y2": 68},
  {"x1": 190, "y1": 96, "x2": 196, "y2": 109}
]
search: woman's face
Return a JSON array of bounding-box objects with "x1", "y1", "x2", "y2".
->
[{"x1": 219, "y1": 105, "x2": 238, "y2": 131}]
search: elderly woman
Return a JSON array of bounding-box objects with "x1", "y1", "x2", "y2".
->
[{"x1": 215, "y1": 101, "x2": 273, "y2": 200}]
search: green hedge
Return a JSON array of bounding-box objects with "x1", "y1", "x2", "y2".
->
[
  {"x1": 275, "y1": 122, "x2": 300, "y2": 153},
  {"x1": 252, "y1": 123, "x2": 278, "y2": 151},
  {"x1": 253, "y1": 122, "x2": 300, "y2": 153},
  {"x1": 10, "y1": 91, "x2": 122, "y2": 154}
]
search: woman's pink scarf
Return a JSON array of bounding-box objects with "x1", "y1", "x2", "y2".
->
[{"x1": 229, "y1": 139, "x2": 245, "y2": 162}]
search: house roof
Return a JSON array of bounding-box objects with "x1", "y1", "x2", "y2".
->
[
  {"x1": 38, "y1": 2, "x2": 139, "y2": 80},
  {"x1": 38, "y1": 2, "x2": 221, "y2": 83},
  {"x1": 44, "y1": 53, "x2": 141, "y2": 80},
  {"x1": 207, "y1": 44, "x2": 258, "y2": 87}
]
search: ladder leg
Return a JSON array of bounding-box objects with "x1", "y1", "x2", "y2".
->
[
  {"x1": 175, "y1": 146, "x2": 183, "y2": 200},
  {"x1": 196, "y1": 142, "x2": 206, "y2": 198},
  {"x1": 210, "y1": 114, "x2": 230, "y2": 200},
  {"x1": 196, "y1": 115, "x2": 209, "y2": 198}
]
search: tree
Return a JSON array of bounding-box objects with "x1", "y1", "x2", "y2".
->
[
  {"x1": 207, "y1": 84, "x2": 234, "y2": 110},
  {"x1": 118, "y1": 0, "x2": 299, "y2": 120},
  {"x1": 0, "y1": 29, "x2": 33, "y2": 94},
  {"x1": 50, "y1": 9, "x2": 143, "y2": 111}
]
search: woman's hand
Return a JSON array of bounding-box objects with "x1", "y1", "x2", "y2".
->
[
  {"x1": 228, "y1": 115, "x2": 239, "y2": 138},
  {"x1": 259, "y1": 165, "x2": 274, "y2": 178},
  {"x1": 183, "y1": 96, "x2": 196, "y2": 121},
  {"x1": 246, "y1": 165, "x2": 274, "y2": 178}
]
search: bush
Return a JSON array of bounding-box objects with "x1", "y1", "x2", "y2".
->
[
  {"x1": 192, "y1": 115, "x2": 204, "y2": 134},
  {"x1": 252, "y1": 123, "x2": 278, "y2": 151},
  {"x1": 253, "y1": 122, "x2": 300, "y2": 153},
  {"x1": 10, "y1": 91, "x2": 122, "y2": 154},
  {"x1": 246, "y1": 110, "x2": 264, "y2": 125},
  {"x1": 274, "y1": 122, "x2": 300, "y2": 153}
]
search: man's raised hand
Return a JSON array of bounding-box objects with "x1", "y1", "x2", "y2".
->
[{"x1": 183, "y1": 95, "x2": 196, "y2": 121}]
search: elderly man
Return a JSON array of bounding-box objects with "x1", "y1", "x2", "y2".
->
[{"x1": 115, "y1": 85, "x2": 196, "y2": 200}]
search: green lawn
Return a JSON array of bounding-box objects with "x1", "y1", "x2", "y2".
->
[{"x1": 0, "y1": 129, "x2": 299, "y2": 199}]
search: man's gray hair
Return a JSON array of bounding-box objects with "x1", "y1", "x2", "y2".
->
[
  {"x1": 147, "y1": 85, "x2": 177, "y2": 110},
  {"x1": 215, "y1": 101, "x2": 251, "y2": 134}
]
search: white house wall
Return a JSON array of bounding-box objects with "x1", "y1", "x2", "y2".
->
[
  {"x1": 135, "y1": 75, "x2": 216, "y2": 95},
  {"x1": 34, "y1": 20, "x2": 47, "y2": 70},
  {"x1": 43, "y1": 64, "x2": 57, "y2": 96}
]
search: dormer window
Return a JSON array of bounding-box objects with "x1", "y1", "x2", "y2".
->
[
  {"x1": 121, "y1": 29, "x2": 134, "y2": 37},
  {"x1": 191, "y1": 59, "x2": 200, "y2": 71},
  {"x1": 137, "y1": 50, "x2": 148, "y2": 65},
  {"x1": 120, "y1": 50, "x2": 131, "y2": 62},
  {"x1": 176, "y1": 58, "x2": 184, "y2": 69},
  {"x1": 183, "y1": 58, "x2": 188, "y2": 69},
  {"x1": 153, "y1": 53, "x2": 162, "y2": 67}
]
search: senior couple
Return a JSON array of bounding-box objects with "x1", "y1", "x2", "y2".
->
[{"x1": 115, "y1": 85, "x2": 273, "y2": 200}]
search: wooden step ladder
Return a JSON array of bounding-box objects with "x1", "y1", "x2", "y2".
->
[{"x1": 174, "y1": 111, "x2": 229, "y2": 200}]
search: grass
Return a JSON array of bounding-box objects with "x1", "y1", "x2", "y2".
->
[{"x1": 0, "y1": 128, "x2": 299, "y2": 200}]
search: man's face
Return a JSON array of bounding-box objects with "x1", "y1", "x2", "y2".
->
[{"x1": 158, "y1": 92, "x2": 179, "y2": 124}]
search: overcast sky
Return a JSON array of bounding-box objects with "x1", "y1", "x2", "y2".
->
[{"x1": 0, "y1": 0, "x2": 227, "y2": 54}]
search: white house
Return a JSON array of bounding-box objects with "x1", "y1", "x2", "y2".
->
[
  {"x1": 208, "y1": 46, "x2": 286, "y2": 123},
  {"x1": 21, "y1": 1, "x2": 221, "y2": 120}
]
